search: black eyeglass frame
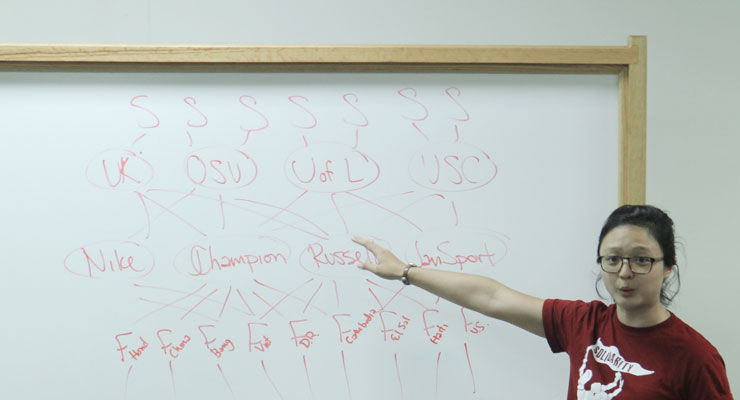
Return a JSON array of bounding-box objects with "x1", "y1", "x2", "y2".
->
[{"x1": 596, "y1": 256, "x2": 664, "y2": 275}]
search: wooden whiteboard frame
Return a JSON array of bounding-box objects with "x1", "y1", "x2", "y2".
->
[{"x1": 0, "y1": 36, "x2": 646, "y2": 204}]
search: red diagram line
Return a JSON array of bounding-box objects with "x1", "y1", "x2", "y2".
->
[
  {"x1": 125, "y1": 365, "x2": 133, "y2": 396},
  {"x1": 258, "y1": 190, "x2": 308, "y2": 228},
  {"x1": 396, "y1": 193, "x2": 446, "y2": 214},
  {"x1": 361, "y1": 190, "x2": 417, "y2": 204},
  {"x1": 218, "y1": 286, "x2": 233, "y2": 319},
  {"x1": 217, "y1": 363, "x2": 236, "y2": 399},
  {"x1": 435, "y1": 352, "x2": 442, "y2": 395},
  {"x1": 412, "y1": 122, "x2": 430, "y2": 140},
  {"x1": 251, "y1": 291, "x2": 285, "y2": 318},
  {"x1": 131, "y1": 133, "x2": 146, "y2": 146},
  {"x1": 452, "y1": 200, "x2": 459, "y2": 226},
  {"x1": 464, "y1": 342, "x2": 477, "y2": 393},
  {"x1": 254, "y1": 279, "x2": 327, "y2": 316},
  {"x1": 135, "y1": 191, "x2": 153, "y2": 239},
  {"x1": 169, "y1": 360, "x2": 177, "y2": 399},
  {"x1": 381, "y1": 286, "x2": 406, "y2": 310},
  {"x1": 352, "y1": 128, "x2": 360, "y2": 149},
  {"x1": 330, "y1": 193, "x2": 350, "y2": 234},
  {"x1": 395, "y1": 353, "x2": 404, "y2": 396},
  {"x1": 130, "y1": 188, "x2": 196, "y2": 239},
  {"x1": 236, "y1": 289, "x2": 256, "y2": 315},
  {"x1": 345, "y1": 192, "x2": 423, "y2": 232},
  {"x1": 333, "y1": 280, "x2": 340, "y2": 307},
  {"x1": 365, "y1": 279, "x2": 431, "y2": 310},
  {"x1": 133, "y1": 283, "x2": 251, "y2": 318},
  {"x1": 180, "y1": 288, "x2": 218, "y2": 320},
  {"x1": 303, "y1": 355, "x2": 314, "y2": 399},
  {"x1": 219, "y1": 194, "x2": 226, "y2": 230},
  {"x1": 261, "y1": 360, "x2": 284, "y2": 400},
  {"x1": 135, "y1": 190, "x2": 206, "y2": 237},
  {"x1": 302, "y1": 282, "x2": 323, "y2": 314},
  {"x1": 137, "y1": 297, "x2": 217, "y2": 323},
  {"x1": 134, "y1": 283, "x2": 208, "y2": 324},
  {"x1": 257, "y1": 278, "x2": 316, "y2": 319},
  {"x1": 235, "y1": 197, "x2": 329, "y2": 240},
  {"x1": 341, "y1": 350, "x2": 352, "y2": 400},
  {"x1": 138, "y1": 188, "x2": 329, "y2": 240},
  {"x1": 367, "y1": 287, "x2": 382, "y2": 308},
  {"x1": 328, "y1": 189, "x2": 444, "y2": 227}
]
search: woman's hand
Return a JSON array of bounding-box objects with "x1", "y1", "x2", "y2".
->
[
  {"x1": 353, "y1": 236, "x2": 545, "y2": 337},
  {"x1": 352, "y1": 236, "x2": 407, "y2": 281}
]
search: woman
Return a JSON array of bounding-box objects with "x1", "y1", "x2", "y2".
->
[{"x1": 353, "y1": 205, "x2": 733, "y2": 399}]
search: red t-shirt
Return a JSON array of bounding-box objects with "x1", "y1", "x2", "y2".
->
[{"x1": 543, "y1": 299, "x2": 733, "y2": 399}]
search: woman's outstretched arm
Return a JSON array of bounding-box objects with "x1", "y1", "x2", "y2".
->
[{"x1": 353, "y1": 236, "x2": 545, "y2": 337}]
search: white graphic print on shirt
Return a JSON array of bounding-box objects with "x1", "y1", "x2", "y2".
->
[{"x1": 576, "y1": 338, "x2": 654, "y2": 399}]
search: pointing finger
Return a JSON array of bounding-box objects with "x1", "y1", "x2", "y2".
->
[
  {"x1": 357, "y1": 261, "x2": 377, "y2": 273},
  {"x1": 352, "y1": 236, "x2": 380, "y2": 254}
]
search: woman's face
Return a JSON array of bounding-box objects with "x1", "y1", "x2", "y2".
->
[{"x1": 599, "y1": 224, "x2": 672, "y2": 315}]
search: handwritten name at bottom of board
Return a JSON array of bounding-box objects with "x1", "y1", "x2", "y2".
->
[
  {"x1": 209, "y1": 339, "x2": 235, "y2": 358},
  {"x1": 389, "y1": 315, "x2": 411, "y2": 341},
  {"x1": 345, "y1": 309, "x2": 377, "y2": 344},
  {"x1": 251, "y1": 336, "x2": 272, "y2": 352},
  {"x1": 298, "y1": 331, "x2": 319, "y2": 348},
  {"x1": 114, "y1": 332, "x2": 149, "y2": 362},
  {"x1": 156, "y1": 329, "x2": 191, "y2": 359},
  {"x1": 430, "y1": 324, "x2": 449, "y2": 344}
]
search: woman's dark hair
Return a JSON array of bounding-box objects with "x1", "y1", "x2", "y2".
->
[{"x1": 595, "y1": 204, "x2": 681, "y2": 306}]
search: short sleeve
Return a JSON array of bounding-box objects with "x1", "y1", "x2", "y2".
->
[
  {"x1": 686, "y1": 351, "x2": 734, "y2": 399},
  {"x1": 542, "y1": 299, "x2": 603, "y2": 354}
]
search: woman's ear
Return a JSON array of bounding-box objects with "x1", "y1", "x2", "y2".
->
[{"x1": 663, "y1": 260, "x2": 677, "y2": 280}]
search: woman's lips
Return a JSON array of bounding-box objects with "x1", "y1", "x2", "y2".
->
[{"x1": 619, "y1": 287, "x2": 635, "y2": 296}]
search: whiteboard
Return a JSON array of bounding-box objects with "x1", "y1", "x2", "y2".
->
[{"x1": 0, "y1": 72, "x2": 619, "y2": 400}]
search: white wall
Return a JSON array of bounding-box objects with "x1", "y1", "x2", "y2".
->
[{"x1": 3, "y1": 0, "x2": 738, "y2": 393}]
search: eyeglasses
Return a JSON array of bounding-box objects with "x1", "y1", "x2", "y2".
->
[{"x1": 597, "y1": 256, "x2": 664, "y2": 274}]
